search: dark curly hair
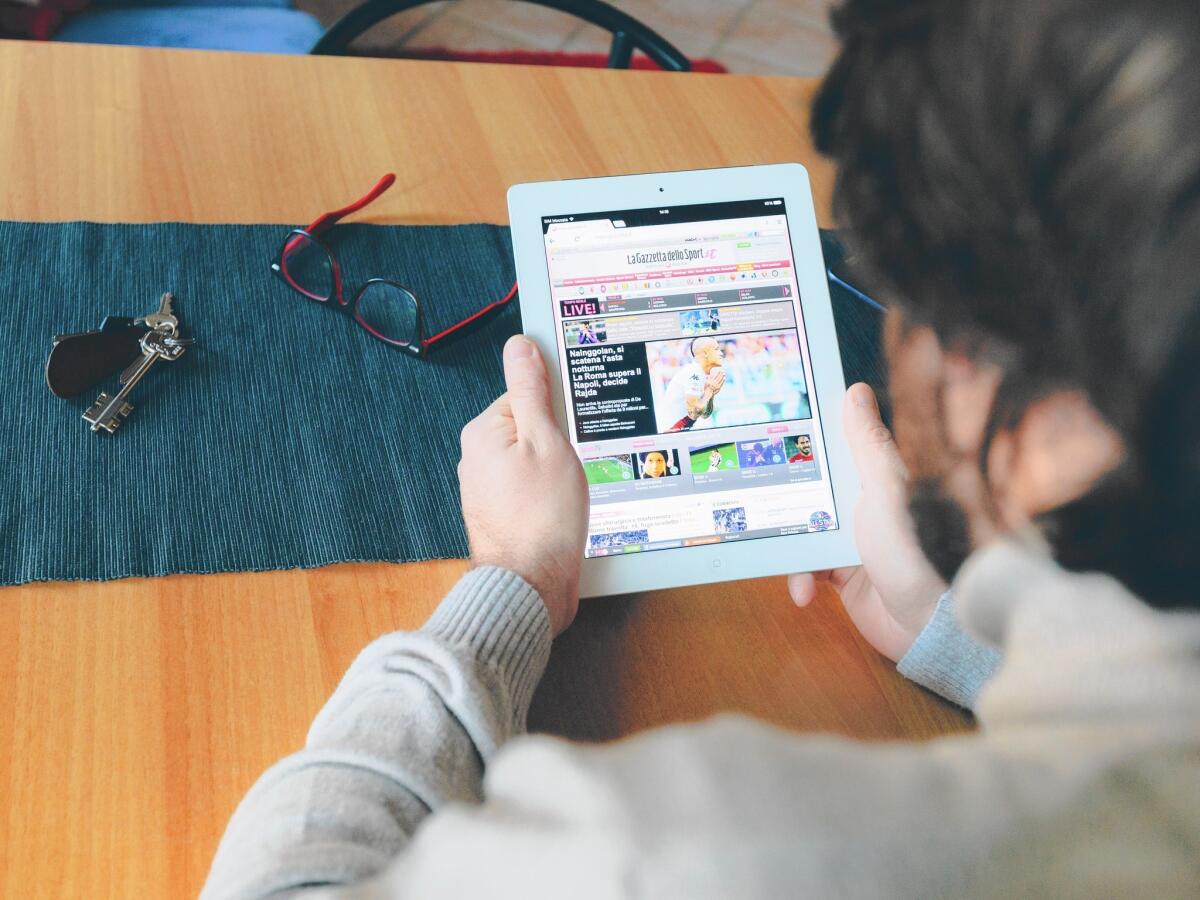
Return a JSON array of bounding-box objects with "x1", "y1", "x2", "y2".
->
[{"x1": 812, "y1": 0, "x2": 1200, "y2": 610}]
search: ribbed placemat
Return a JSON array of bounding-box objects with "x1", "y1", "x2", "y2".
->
[
  {"x1": 2, "y1": 221, "x2": 518, "y2": 585},
  {"x1": 0, "y1": 220, "x2": 882, "y2": 586}
]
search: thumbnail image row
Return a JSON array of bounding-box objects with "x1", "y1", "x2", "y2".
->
[{"x1": 583, "y1": 435, "x2": 816, "y2": 486}]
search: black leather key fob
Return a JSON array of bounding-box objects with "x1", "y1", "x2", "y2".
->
[
  {"x1": 46, "y1": 326, "x2": 148, "y2": 398},
  {"x1": 100, "y1": 316, "x2": 139, "y2": 333}
]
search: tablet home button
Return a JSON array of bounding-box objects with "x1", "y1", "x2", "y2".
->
[{"x1": 712, "y1": 559, "x2": 723, "y2": 568}]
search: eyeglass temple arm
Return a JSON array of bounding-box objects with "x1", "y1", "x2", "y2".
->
[
  {"x1": 422, "y1": 281, "x2": 519, "y2": 350},
  {"x1": 283, "y1": 173, "x2": 397, "y2": 258},
  {"x1": 304, "y1": 173, "x2": 397, "y2": 236}
]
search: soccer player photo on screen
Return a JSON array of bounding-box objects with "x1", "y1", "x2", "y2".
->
[
  {"x1": 646, "y1": 330, "x2": 812, "y2": 434},
  {"x1": 582, "y1": 454, "x2": 635, "y2": 485},
  {"x1": 566, "y1": 320, "x2": 607, "y2": 347},
  {"x1": 786, "y1": 434, "x2": 814, "y2": 463},
  {"x1": 637, "y1": 449, "x2": 680, "y2": 478},
  {"x1": 653, "y1": 336, "x2": 726, "y2": 432}
]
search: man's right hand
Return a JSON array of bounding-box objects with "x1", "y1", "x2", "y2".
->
[
  {"x1": 788, "y1": 383, "x2": 948, "y2": 662},
  {"x1": 459, "y1": 336, "x2": 589, "y2": 637}
]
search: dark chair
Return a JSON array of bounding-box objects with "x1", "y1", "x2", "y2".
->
[{"x1": 311, "y1": 0, "x2": 692, "y2": 72}]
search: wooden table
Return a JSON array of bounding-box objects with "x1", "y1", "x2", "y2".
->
[{"x1": 0, "y1": 40, "x2": 971, "y2": 900}]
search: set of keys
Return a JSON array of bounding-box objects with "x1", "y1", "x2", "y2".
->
[{"x1": 46, "y1": 293, "x2": 196, "y2": 435}]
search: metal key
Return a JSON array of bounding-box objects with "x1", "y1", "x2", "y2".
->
[
  {"x1": 83, "y1": 329, "x2": 193, "y2": 434},
  {"x1": 137, "y1": 292, "x2": 178, "y2": 334}
]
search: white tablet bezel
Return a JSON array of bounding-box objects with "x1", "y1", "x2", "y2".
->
[{"x1": 508, "y1": 164, "x2": 860, "y2": 598}]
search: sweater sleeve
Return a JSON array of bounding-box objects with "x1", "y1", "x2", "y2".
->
[
  {"x1": 200, "y1": 566, "x2": 551, "y2": 900},
  {"x1": 896, "y1": 590, "x2": 1001, "y2": 710}
]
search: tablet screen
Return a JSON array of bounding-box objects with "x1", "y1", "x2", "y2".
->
[{"x1": 542, "y1": 198, "x2": 840, "y2": 558}]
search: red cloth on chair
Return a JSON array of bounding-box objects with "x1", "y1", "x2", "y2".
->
[
  {"x1": 1, "y1": 0, "x2": 89, "y2": 40},
  {"x1": 0, "y1": 5, "x2": 63, "y2": 39}
]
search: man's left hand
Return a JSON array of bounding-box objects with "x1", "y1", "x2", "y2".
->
[{"x1": 459, "y1": 335, "x2": 589, "y2": 636}]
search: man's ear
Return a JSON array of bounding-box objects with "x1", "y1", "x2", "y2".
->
[
  {"x1": 985, "y1": 388, "x2": 1125, "y2": 526},
  {"x1": 941, "y1": 349, "x2": 1004, "y2": 459}
]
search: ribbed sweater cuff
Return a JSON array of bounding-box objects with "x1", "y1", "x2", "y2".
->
[
  {"x1": 897, "y1": 590, "x2": 1002, "y2": 711},
  {"x1": 422, "y1": 566, "x2": 553, "y2": 729}
]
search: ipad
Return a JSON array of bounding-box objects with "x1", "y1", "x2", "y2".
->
[{"x1": 508, "y1": 164, "x2": 860, "y2": 597}]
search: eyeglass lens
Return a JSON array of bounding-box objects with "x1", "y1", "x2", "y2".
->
[
  {"x1": 355, "y1": 281, "x2": 420, "y2": 347},
  {"x1": 281, "y1": 233, "x2": 334, "y2": 301}
]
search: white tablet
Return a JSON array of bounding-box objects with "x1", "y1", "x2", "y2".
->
[{"x1": 508, "y1": 164, "x2": 860, "y2": 597}]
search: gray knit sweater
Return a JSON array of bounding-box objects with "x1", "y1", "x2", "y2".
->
[{"x1": 203, "y1": 540, "x2": 1200, "y2": 898}]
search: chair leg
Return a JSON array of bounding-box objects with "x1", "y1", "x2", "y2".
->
[{"x1": 607, "y1": 29, "x2": 633, "y2": 68}]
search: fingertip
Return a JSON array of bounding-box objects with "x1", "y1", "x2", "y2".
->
[
  {"x1": 845, "y1": 382, "x2": 877, "y2": 412},
  {"x1": 503, "y1": 335, "x2": 546, "y2": 388},
  {"x1": 505, "y1": 334, "x2": 536, "y2": 359},
  {"x1": 844, "y1": 383, "x2": 893, "y2": 449},
  {"x1": 787, "y1": 573, "x2": 816, "y2": 607}
]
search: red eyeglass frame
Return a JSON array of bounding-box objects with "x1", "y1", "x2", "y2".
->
[{"x1": 271, "y1": 173, "x2": 518, "y2": 356}]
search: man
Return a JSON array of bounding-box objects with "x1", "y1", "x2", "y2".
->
[
  {"x1": 657, "y1": 336, "x2": 726, "y2": 432},
  {"x1": 640, "y1": 450, "x2": 669, "y2": 478},
  {"x1": 576, "y1": 321, "x2": 598, "y2": 345},
  {"x1": 706, "y1": 447, "x2": 724, "y2": 472},
  {"x1": 204, "y1": 1, "x2": 1200, "y2": 896},
  {"x1": 789, "y1": 434, "x2": 813, "y2": 463}
]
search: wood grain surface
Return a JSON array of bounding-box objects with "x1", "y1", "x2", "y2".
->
[{"x1": 0, "y1": 40, "x2": 970, "y2": 900}]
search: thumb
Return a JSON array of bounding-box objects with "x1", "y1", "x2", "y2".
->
[
  {"x1": 843, "y1": 383, "x2": 906, "y2": 492},
  {"x1": 787, "y1": 572, "x2": 818, "y2": 607},
  {"x1": 503, "y1": 335, "x2": 558, "y2": 442}
]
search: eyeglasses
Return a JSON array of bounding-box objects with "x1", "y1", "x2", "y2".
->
[{"x1": 271, "y1": 173, "x2": 518, "y2": 356}]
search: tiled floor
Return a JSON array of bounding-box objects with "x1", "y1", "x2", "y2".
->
[{"x1": 296, "y1": 0, "x2": 840, "y2": 77}]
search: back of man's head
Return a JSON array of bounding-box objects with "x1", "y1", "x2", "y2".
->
[{"x1": 812, "y1": 0, "x2": 1200, "y2": 609}]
